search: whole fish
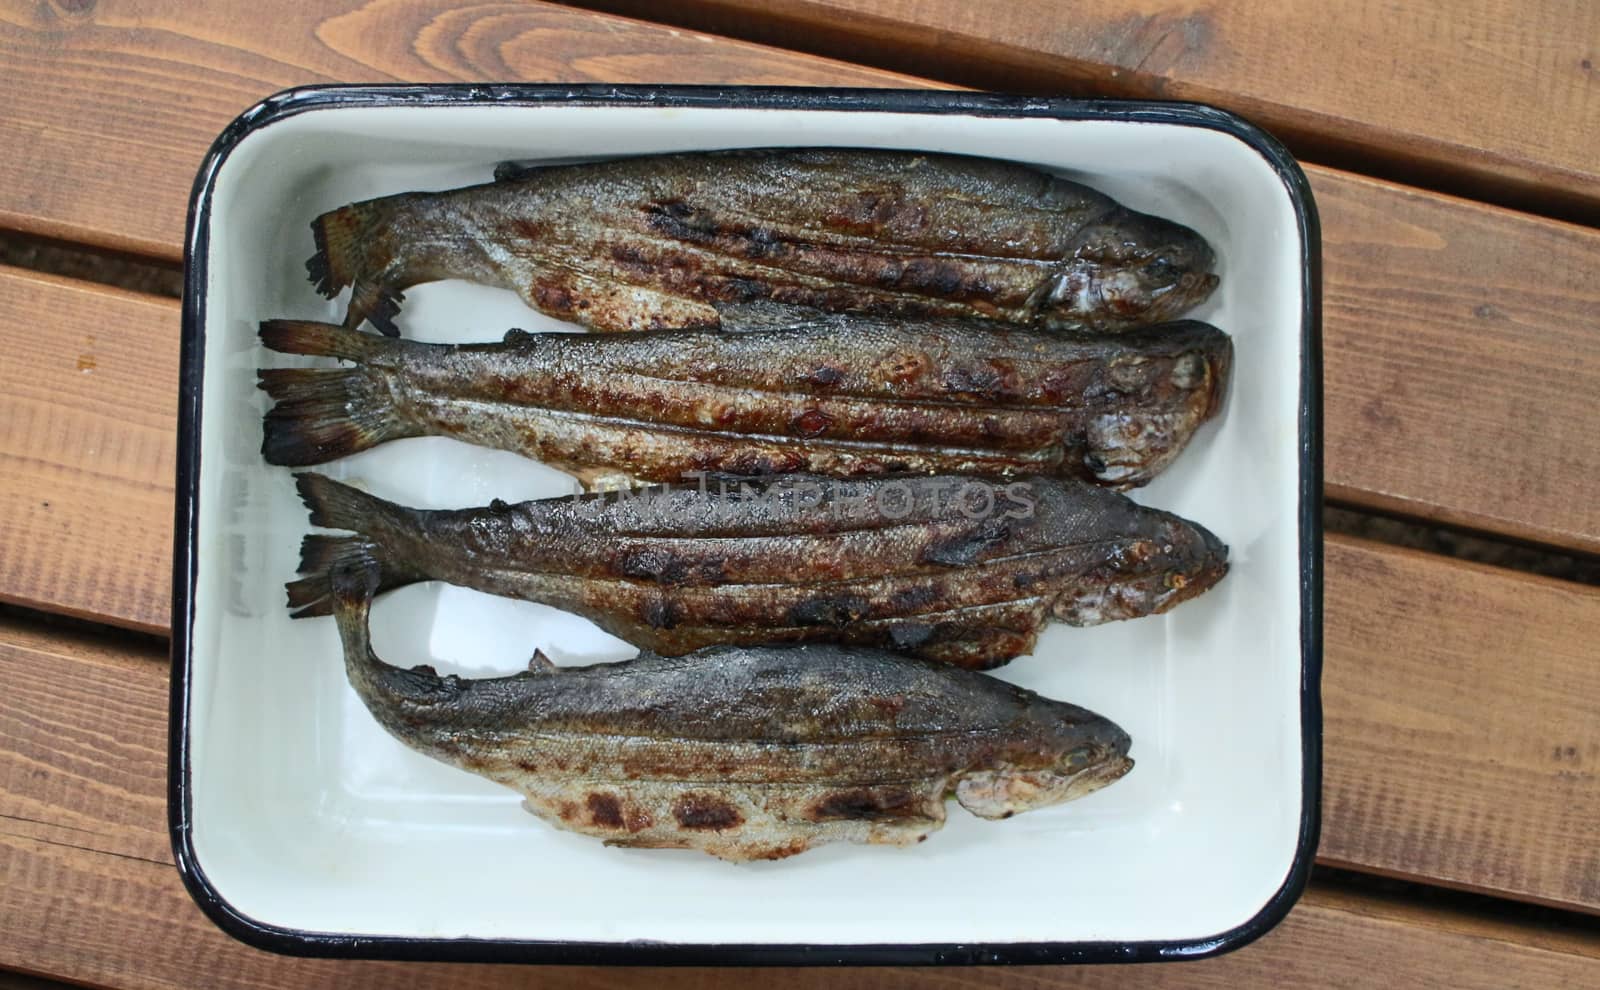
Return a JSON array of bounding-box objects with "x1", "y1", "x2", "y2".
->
[
  {"x1": 328, "y1": 555, "x2": 1135, "y2": 861},
  {"x1": 258, "y1": 309, "x2": 1231, "y2": 489},
  {"x1": 289, "y1": 471, "x2": 1228, "y2": 669},
  {"x1": 308, "y1": 148, "x2": 1218, "y2": 336}
]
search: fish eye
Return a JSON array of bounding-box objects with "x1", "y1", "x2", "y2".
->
[{"x1": 1141, "y1": 257, "x2": 1181, "y2": 284}]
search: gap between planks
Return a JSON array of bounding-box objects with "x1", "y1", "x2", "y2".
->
[{"x1": 0, "y1": 612, "x2": 1596, "y2": 989}]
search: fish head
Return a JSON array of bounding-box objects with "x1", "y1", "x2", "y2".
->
[
  {"x1": 1083, "y1": 321, "x2": 1235, "y2": 481},
  {"x1": 1153, "y1": 515, "x2": 1231, "y2": 610},
  {"x1": 954, "y1": 709, "x2": 1134, "y2": 819},
  {"x1": 1049, "y1": 512, "x2": 1230, "y2": 624},
  {"x1": 1041, "y1": 209, "x2": 1219, "y2": 329}
]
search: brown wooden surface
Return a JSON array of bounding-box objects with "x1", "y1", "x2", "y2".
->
[
  {"x1": 0, "y1": 265, "x2": 176, "y2": 634},
  {"x1": 4, "y1": 0, "x2": 1600, "y2": 983},
  {"x1": 1321, "y1": 539, "x2": 1600, "y2": 910},
  {"x1": 2, "y1": 614, "x2": 1595, "y2": 989},
  {"x1": 0, "y1": 1, "x2": 1596, "y2": 914},
  {"x1": 572, "y1": 0, "x2": 1600, "y2": 222},
  {"x1": 0, "y1": 0, "x2": 921, "y2": 260},
  {"x1": 1319, "y1": 175, "x2": 1600, "y2": 554},
  {"x1": 3, "y1": 1, "x2": 1598, "y2": 552}
]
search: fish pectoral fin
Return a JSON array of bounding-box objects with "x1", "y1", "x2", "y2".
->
[
  {"x1": 799, "y1": 783, "x2": 946, "y2": 826},
  {"x1": 527, "y1": 650, "x2": 557, "y2": 673}
]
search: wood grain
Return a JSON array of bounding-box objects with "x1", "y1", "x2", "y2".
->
[
  {"x1": 0, "y1": 0, "x2": 921, "y2": 259},
  {"x1": 2, "y1": 616, "x2": 1596, "y2": 989},
  {"x1": 0, "y1": 265, "x2": 176, "y2": 634},
  {"x1": 1322, "y1": 538, "x2": 1600, "y2": 911},
  {"x1": 3, "y1": 1, "x2": 1599, "y2": 552},
  {"x1": 1319, "y1": 174, "x2": 1600, "y2": 554},
  {"x1": 572, "y1": 0, "x2": 1600, "y2": 222}
]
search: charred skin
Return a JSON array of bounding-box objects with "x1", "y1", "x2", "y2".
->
[
  {"x1": 257, "y1": 310, "x2": 1231, "y2": 489},
  {"x1": 291, "y1": 472, "x2": 1229, "y2": 669},
  {"x1": 329, "y1": 557, "x2": 1134, "y2": 861},
  {"x1": 308, "y1": 148, "x2": 1218, "y2": 336}
]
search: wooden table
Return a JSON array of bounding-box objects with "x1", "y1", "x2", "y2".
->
[{"x1": 2, "y1": 1, "x2": 1597, "y2": 985}]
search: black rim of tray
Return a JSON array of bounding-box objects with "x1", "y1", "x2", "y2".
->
[{"x1": 170, "y1": 84, "x2": 1324, "y2": 966}]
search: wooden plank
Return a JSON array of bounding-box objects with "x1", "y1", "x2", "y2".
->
[
  {"x1": 1322, "y1": 538, "x2": 1600, "y2": 911},
  {"x1": 0, "y1": 0, "x2": 922, "y2": 260},
  {"x1": 1319, "y1": 174, "x2": 1600, "y2": 554},
  {"x1": 3, "y1": 5, "x2": 1599, "y2": 553},
  {"x1": 2, "y1": 617, "x2": 1596, "y2": 989},
  {"x1": 571, "y1": 0, "x2": 1600, "y2": 222},
  {"x1": 0, "y1": 266, "x2": 176, "y2": 634}
]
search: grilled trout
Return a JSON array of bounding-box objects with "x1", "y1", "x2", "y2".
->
[
  {"x1": 258, "y1": 309, "x2": 1230, "y2": 489},
  {"x1": 308, "y1": 148, "x2": 1218, "y2": 336},
  {"x1": 328, "y1": 555, "x2": 1134, "y2": 861},
  {"x1": 290, "y1": 471, "x2": 1228, "y2": 669}
]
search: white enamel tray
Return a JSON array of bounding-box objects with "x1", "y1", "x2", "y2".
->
[{"x1": 172, "y1": 86, "x2": 1322, "y2": 965}]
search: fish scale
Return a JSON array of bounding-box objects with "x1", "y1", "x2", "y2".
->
[
  {"x1": 306, "y1": 147, "x2": 1218, "y2": 336},
  {"x1": 257, "y1": 306, "x2": 1230, "y2": 489},
  {"x1": 287, "y1": 470, "x2": 1227, "y2": 669},
  {"x1": 328, "y1": 555, "x2": 1135, "y2": 861}
]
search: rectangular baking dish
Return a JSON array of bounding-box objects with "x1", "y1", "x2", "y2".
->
[{"x1": 171, "y1": 85, "x2": 1322, "y2": 964}]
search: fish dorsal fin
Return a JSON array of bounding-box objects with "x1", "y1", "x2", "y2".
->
[{"x1": 527, "y1": 649, "x2": 557, "y2": 673}]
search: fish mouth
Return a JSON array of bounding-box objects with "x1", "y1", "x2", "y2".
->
[
  {"x1": 954, "y1": 742, "x2": 1134, "y2": 819},
  {"x1": 1172, "y1": 522, "x2": 1230, "y2": 604},
  {"x1": 1147, "y1": 270, "x2": 1220, "y2": 321},
  {"x1": 1072, "y1": 754, "x2": 1134, "y2": 796}
]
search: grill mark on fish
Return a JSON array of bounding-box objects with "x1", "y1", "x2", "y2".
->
[
  {"x1": 604, "y1": 225, "x2": 1015, "y2": 307},
  {"x1": 420, "y1": 396, "x2": 1064, "y2": 462},
  {"x1": 326, "y1": 556, "x2": 1135, "y2": 860},
  {"x1": 468, "y1": 538, "x2": 1126, "y2": 623},
  {"x1": 306, "y1": 148, "x2": 1217, "y2": 336},
  {"x1": 259, "y1": 312, "x2": 1230, "y2": 489},
  {"x1": 288, "y1": 471, "x2": 1227, "y2": 669}
]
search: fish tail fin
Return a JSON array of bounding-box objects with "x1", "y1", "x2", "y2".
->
[
  {"x1": 286, "y1": 534, "x2": 423, "y2": 618},
  {"x1": 307, "y1": 201, "x2": 406, "y2": 336},
  {"x1": 348, "y1": 281, "x2": 405, "y2": 337},
  {"x1": 294, "y1": 471, "x2": 411, "y2": 534},
  {"x1": 286, "y1": 474, "x2": 427, "y2": 618},
  {"x1": 259, "y1": 318, "x2": 389, "y2": 361},
  {"x1": 257, "y1": 364, "x2": 414, "y2": 465},
  {"x1": 306, "y1": 203, "x2": 370, "y2": 297}
]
